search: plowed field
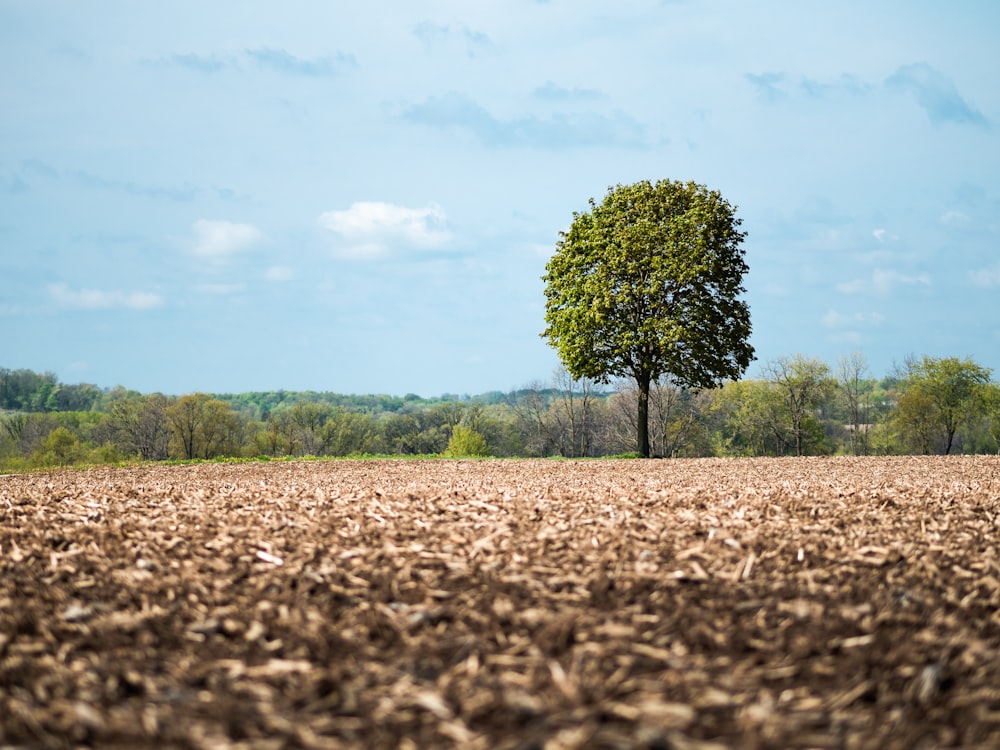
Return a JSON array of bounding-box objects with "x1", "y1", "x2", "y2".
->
[{"x1": 2, "y1": 457, "x2": 1000, "y2": 749}]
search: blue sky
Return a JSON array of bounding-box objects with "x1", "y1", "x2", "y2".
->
[{"x1": 2, "y1": 1, "x2": 998, "y2": 396}]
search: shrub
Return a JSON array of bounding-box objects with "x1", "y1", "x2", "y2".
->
[{"x1": 445, "y1": 425, "x2": 489, "y2": 457}]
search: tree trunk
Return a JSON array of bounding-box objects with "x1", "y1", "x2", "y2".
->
[{"x1": 636, "y1": 371, "x2": 651, "y2": 458}]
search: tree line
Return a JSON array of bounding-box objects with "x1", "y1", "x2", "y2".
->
[{"x1": 1, "y1": 353, "x2": 998, "y2": 471}]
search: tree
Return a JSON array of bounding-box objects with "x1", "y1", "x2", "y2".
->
[
  {"x1": 550, "y1": 366, "x2": 602, "y2": 457},
  {"x1": 898, "y1": 356, "x2": 993, "y2": 454},
  {"x1": 609, "y1": 376, "x2": 710, "y2": 457},
  {"x1": 838, "y1": 352, "x2": 873, "y2": 456},
  {"x1": 764, "y1": 356, "x2": 835, "y2": 456},
  {"x1": 983, "y1": 383, "x2": 1000, "y2": 453},
  {"x1": 712, "y1": 379, "x2": 788, "y2": 456},
  {"x1": 37, "y1": 426, "x2": 81, "y2": 466},
  {"x1": 107, "y1": 394, "x2": 171, "y2": 460},
  {"x1": 445, "y1": 424, "x2": 489, "y2": 457},
  {"x1": 321, "y1": 409, "x2": 376, "y2": 456},
  {"x1": 542, "y1": 179, "x2": 754, "y2": 457},
  {"x1": 166, "y1": 393, "x2": 242, "y2": 460},
  {"x1": 507, "y1": 381, "x2": 560, "y2": 457}
]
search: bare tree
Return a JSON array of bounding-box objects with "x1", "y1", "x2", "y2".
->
[
  {"x1": 838, "y1": 352, "x2": 872, "y2": 456},
  {"x1": 507, "y1": 380, "x2": 558, "y2": 456},
  {"x1": 608, "y1": 376, "x2": 706, "y2": 457},
  {"x1": 551, "y1": 366, "x2": 601, "y2": 457}
]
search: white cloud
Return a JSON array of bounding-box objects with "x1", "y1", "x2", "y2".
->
[
  {"x1": 970, "y1": 263, "x2": 1000, "y2": 288},
  {"x1": 939, "y1": 210, "x2": 970, "y2": 225},
  {"x1": 872, "y1": 228, "x2": 899, "y2": 243},
  {"x1": 835, "y1": 278, "x2": 867, "y2": 295},
  {"x1": 872, "y1": 268, "x2": 931, "y2": 294},
  {"x1": 822, "y1": 309, "x2": 885, "y2": 328},
  {"x1": 318, "y1": 201, "x2": 451, "y2": 259},
  {"x1": 191, "y1": 219, "x2": 264, "y2": 260},
  {"x1": 48, "y1": 282, "x2": 163, "y2": 310},
  {"x1": 837, "y1": 268, "x2": 931, "y2": 296},
  {"x1": 264, "y1": 265, "x2": 294, "y2": 282},
  {"x1": 197, "y1": 283, "x2": 244, "y2": 295}
]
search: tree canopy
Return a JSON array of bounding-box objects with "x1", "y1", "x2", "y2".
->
[
  {"x1": 542, "y1": 179, "x2": 754, "y2": 456},
  {"x1": 898, "y1": 356, "x2": 993, "y2": 454}
]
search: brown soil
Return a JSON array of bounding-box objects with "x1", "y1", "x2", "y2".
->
[{"x1": 2, "y1": 457, "x2": 999, "y2": 749}]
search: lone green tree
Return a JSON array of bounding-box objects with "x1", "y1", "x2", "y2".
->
[{"x1": 542, "y1": 179, "x2": 754, "y2": 457}]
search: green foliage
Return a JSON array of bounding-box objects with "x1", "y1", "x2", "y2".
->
[
  {"x1": 712, "y1": 379, "x2": 786, "y2": 456},
  {"x1": 542, "y1": 179, "x2": 754, "y2": 456},
  {"x1": 106, "y1": 394, "x2": 171, "y2": 460},
  {"x1": 893, "y1": 356, "x2": 993, "y2": 454},
  {"x1": 764, "y1": 356, "x2": 836, "y2": 456},
  {"x1": 2, "y1": 352, "x2": 999, "y2": 473},
  {"x1": 445, "y1": 424, "x2": 490, "y2": 457},
  {"x1": 36, "y1": 427, "x2": 81, "y2": 466},
  {"x1": 166, "y1": 393, "x2": 244, "y2": 460}
]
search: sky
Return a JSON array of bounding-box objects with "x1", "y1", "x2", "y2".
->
[{"x1": 2, "y1": 1, "x2": 999, "y2": 397}]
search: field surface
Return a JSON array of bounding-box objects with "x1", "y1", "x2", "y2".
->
[{"x1": 2, "y1": 457, "x2": 1000, "y2": 749}]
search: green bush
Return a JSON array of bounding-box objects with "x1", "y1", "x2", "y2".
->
[{"x1": 445, "y1": 424, "x2": 489, "y2": 457}]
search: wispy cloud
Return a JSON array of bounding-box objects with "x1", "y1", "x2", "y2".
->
[
  {"x1": 745, "y1": 72, "x2": 786, "y2": 100},
  {"x1": 75, "y1": 170, "x2": 197, "y2": 201},
  {"x1": 19, "y1": 160, "x2": 199, "y2": 201},
  {"x1": 401, "y1": 92, "x2": 652, "y2": 149},
  {"x1": 264, "y1": 265, "x2": 294, "y2": 282},
  {"x1": 837, "y1": 268, "x2": 932, "y2": 296},
  {"x1": 532, "y1": 81, "x2": 608, "y2": 102},
  {"x1": 48, "y1": 283, "x2": 163, "y2": 310},
  {"x1": 197, "y1": 283, "x2": 245, "y2": 296},
  {"x1": 746, "y1": 71, "x2": 871, "y2": 101},
  {"x1": 191, "y1": 220, "x2": 264, "y2": 261},
  {"x1": 169, "y1": 53, "x2": 227, "y2": 73},
  {"x1": 872, "y1": 228, "x2": 899, "y2": 243},
  {"x1": 886, "y1": 62, "x2": 989, "y2": 127},
  {"x1": 800, "y1": 74, "x2": 872, "y2": 98},
  {"x1": 150, "y1": 49, "x2": 355, "y2": 77},
  {"x1": 412, "y1": 22, "x2": 494, "y2": 57},
  {"x1": 939, "y1": 209, "x2": 971, "y2": 226},
  {"x1": 970, "y1": 263, "x2": 1000, "y2": 288},
  {"x1": 318, "y1": 201, "x2": 451, "y2": 260},
  {"x1": 245, "y1": 48, "x2": 356, "y2": 76},
  {"x1": 822, "y1": 308, "x2": 885, "y2": 345},
  {"x1": 822, "y1": 309, "x2": 885, "y2": 328}
]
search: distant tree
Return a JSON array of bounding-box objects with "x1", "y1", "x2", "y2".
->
[
  {"x1": 321, "y1": 409, "x2": 376, "y2": 456},
  {"x1": 542, "y1": 179, "x2": 754, "y2": 457},
  {"x1": 550, "y1": 366, "x2": 601, "y2": 457},
  {"x1": 166, "y1": 393, "x2": 242, "y2": 459},
  {"x1": 897, "y1": 356, "x2": 993, "y2": 454},
  {"x1": 895, "y1": 389, "x2": 939, "y2": 455},
  {"x1": 712, "y1": 379, "x2": 788, "y2": 456},
  {"x1": 0, "y1": 368, "x2": 59, "y2": 411},
  {"x1": 445, "y1": 424, "x2": 489, "y2": 457},
  {"x1": 838, "y1": 352, "x2": 873, "y2": 456},
  {"x1": 764, "y1": 356, "x2": 835, "y2": 456},
  {"x1": 2, "y1": 412, "x2": 57, "y2": 457},
  {"x1": 609, "y1": 376, "x2": 709, "y2": 457},
  {"x1": 37, "y1": 426, "x2": 81, "y2": 466},
  {"x1": 107, "y1": 394, "x2": 171, "y2": 460},
  {"x1": 255, "y1": 416, "x2": 289, "y2": 456},
  {"x1": 47, "y1": 382, "x2": 104, "y2": 412},
  {"x1": 983, "y1": 383, "x2": 1000, "y2": 453},
  {"x1": 507, "y1": 381, "x2": 559, "y2": 457},
  {"x1": 287, "y1": 401, "x2": 332, "y2": 455}
]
